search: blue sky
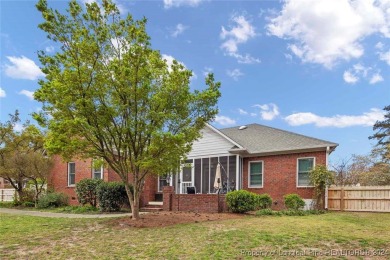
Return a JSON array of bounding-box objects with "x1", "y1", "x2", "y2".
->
[{"x1": 1, "y1": 0, "x2": 389, "y2": 165}]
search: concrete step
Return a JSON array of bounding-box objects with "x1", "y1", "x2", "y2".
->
[
  {"x1": 148, "y1": 201, "x2": 163, "y2": 206},
  {"x1": 140, "y1": 207, "x2": 163, "y2": 212}
]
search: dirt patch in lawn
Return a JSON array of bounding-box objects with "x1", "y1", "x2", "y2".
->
[{"x1": 108, "y1": 211, "x2": 244, "y2": 228}]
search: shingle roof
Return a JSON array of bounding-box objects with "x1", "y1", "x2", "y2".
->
[{"x1": 219, "y1": 123, "x2": 338, "y2": 154}]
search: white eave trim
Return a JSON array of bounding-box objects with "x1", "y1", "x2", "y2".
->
[
  {"x1": 240, "y1": 146, "x2": 338, "y2": 157},
  {"x1": 206, "y1": 123, "x2": 244, "y2": 149}
]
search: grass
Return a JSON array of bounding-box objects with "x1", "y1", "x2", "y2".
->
[
  {"x1": 1, "y1": 212, "x2": 390, "y2": 259},
  {"x1": 0, "y1": 202, "x2": 130, "y2": 214}
]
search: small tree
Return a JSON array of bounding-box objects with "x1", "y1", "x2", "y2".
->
[
  {"x1": 309, "y1": 165, "x2": 334, "y2": 209},
  {"x1": 0, "y1": 112, "x2": 52, "y2": 206}
]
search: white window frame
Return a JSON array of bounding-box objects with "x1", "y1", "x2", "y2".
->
[
  {"x1": 297, "y1": 157, "x2": 315, "y2": 187},
  {"x1": 92, "y1": 162, "x2": 103, "y2": 180},
  {"x1": 158, "y1": 175, "x2": 170, "y2": 192},
  {"x1": 68, "y1": 162, "x2": 76, "y2": 187},
  {"x1": 248, "y1": 160, "x2": 264, "y2": 188}
]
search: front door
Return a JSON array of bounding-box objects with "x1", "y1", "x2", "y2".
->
[{"x1": 180, "y1": 160, "x2": 194, "y2": 194}]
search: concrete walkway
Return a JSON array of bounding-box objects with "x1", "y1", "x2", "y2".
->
[{"x1": 0, "y1": 208, "x2": 133, "y2": 218}]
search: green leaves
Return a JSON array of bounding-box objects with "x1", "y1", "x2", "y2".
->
[{"x1": 35, "y1": 0, "x2": 221, "y2": 217}]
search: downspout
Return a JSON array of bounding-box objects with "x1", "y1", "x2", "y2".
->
[{"x1": 325, "y1": 146, "x2": 330, "y2": 210}]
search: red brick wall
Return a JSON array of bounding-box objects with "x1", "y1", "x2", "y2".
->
[
  {"x1": 243, "y1": 151, "x2": 326, "y2": 210},
  {"x1": 163, "y1": 186, "x2": 227, "y2": 213},
  {"x1": 49, "y1": 155, "x2": 158, "y2": 206}
]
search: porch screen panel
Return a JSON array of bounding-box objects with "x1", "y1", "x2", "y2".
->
[
  {"x1": 202, "y1": 158, "x2": 209, "y2": 194},
  {"x1": 194, "y1": 159, "x2": 201, "y2": 194},
  {"x1": 209, "y1": 157, "x2": 218, "y2": 193},
  {"x1": 229, "y1": 156, "x2": 237, "y2": 190},
  {"x1": 219, "y1": 156, "x2": 228, "y2": 186},
  {"x1": 182, "y1": 159, "x2": 193, "y2": 182}
]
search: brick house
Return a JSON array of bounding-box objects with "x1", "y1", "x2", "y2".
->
[{"x1": 49, "y1": 123, "x2": 337, "y2": 209}]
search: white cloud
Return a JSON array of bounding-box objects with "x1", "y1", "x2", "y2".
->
[
  {"x1": 202, "y1": 67, "x2": 213, "y2": 77},
  {"x1": 171, "y1": 23, "x2": 188, "y2": 37},
  {"x1": 0, "y1": 87, "x2": 5, "y2": 98},
  {"x1": 375, "y1": 42, "x2": 384, "y2": 50},
  {"x1": 226, "y1": 69, "x2": 244, "y2": 81},
  {"x1": 343, "y1": 63, "x2": 383, "y2": 84},
  {"x1": 369, "y1": 73, "x2": 384, "y2": 84},
  {"x1": 250, "y1": 113, "x2": 257, "y2": 117},
  {"x1": 254, "y1": 103, "x2": 280, "y2": 120},
  {"x1": 220, "y1": 15, "x2": 260, "y2": 64},
  {"x1": 238, "y1": 108, "x2": 248, "y2": 115},
  {"x1": 267, "y1": 0, "x2": 390, "y2": 68},
  {"x1": 18, "y1": 90, "x2": 34, "y2": 100},
  {"x1": 285, "y1": 108, "x2": 385, "y2": 128},
  {"x1": 14, "y1": 123, "x2": 24, "y2": 132},
  {"x1": 164, "y1": 0, "x2": 203, "y2": 9},
  {"x1": 81, "y1": 0, "x2": 96, "y2": 4},
  {"x1": 343, "y1": 71, "x2": 359, "y2": 84},
  {"x1": 4, "y1": 56, "x2": 44, "y2": 80},
  {"x1": 228, "y1": 52, "x2": 260, "y2": 64},
  {"x1": 45, "y1": 46, "x2": 55, "y2": 53},
  {"x1": 214, "y1": 115, "x2": 236, "y2": 126},
  {"x1": 379, "y1": 50, "x2": 390, "y2": 65}
]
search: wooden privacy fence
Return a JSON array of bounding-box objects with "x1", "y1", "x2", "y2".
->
[
  {"x1": 328, "y1": 186, "x2": 390, "y2": 212},
  {"x1": 0, "y1": 189, "x2": 16, "y2": 202}
]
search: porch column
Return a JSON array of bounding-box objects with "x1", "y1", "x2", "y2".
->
[{"x1": 162, "y1": 186, "x2": 174, "y2": 211}]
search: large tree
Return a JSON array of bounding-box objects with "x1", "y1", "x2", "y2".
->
[
  {"x1": 35, "y1": 0, "x2": 221, "y2": 219},
  {"x1": 0, "y1": 112, "x2": 52, "y2": 206},
  {"x1": 370, "y1": 105, "x2": 390, "y2": 163}
]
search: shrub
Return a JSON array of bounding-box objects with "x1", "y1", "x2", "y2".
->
[
  {"x1": 284, "y1": 194, "x2": 305, "y2": 210},
  {"x1": 22, "y1": 201, "x2": 35, "y2": 208},
  {"x1": 97, "y1": 182, "x2": 129, "y2": 212},
  {"x1": 226, "y1": 190, "x2": 257, "y2": 213},
  {"x1": 37, "y1": 192, "x2": 69, "y2": 209},
  {"x1": 75, "y1": 178, "x2": 103, "y2": 207},
  {"x1": 255, "y1": 209, "x2": 326, "y2": 216},
  {"x1": 255, "y1": 194, "x2": 273, "y2": 209}
]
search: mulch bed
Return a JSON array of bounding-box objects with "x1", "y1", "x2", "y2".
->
[{"x1": 109, "y1": 211, "x2": 244, "y2": 228}]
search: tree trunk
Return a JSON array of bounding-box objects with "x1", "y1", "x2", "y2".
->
[{"x1": 125, "y1": 183, "x2": 141, "y2": 220}]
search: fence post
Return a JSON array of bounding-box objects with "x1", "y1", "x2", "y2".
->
[
  {"x1": 340, "y1": 187, "x2": 345, "y2": 211},
  {"x1": 1, "y1": 189, "x2": 3, "y2": 202}
]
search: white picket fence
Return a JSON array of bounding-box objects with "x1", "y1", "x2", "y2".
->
[{"x1": 0, "y1": 189, "x2": 16, "y2": 202}]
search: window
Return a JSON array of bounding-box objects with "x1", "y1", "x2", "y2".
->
[
  {"x1": 297, "y1": 158, "x2": 315, "y2": 187},
  {"x1": 248, "y1": 161, "x2": 263, "y2": 187},
  {"x1": 92, "y1": 164, "x2": 103, "y2": 179},
  {"x1": 68, "y1": 162, "x2": 75, "y2": 186},
  {"x1": 158, "y1": 175, "x2": 169, "y2": 192}
]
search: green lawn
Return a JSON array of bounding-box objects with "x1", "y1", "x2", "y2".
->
[{"x1": 1, "y1": 212, "x2": 390, "y2": 259}]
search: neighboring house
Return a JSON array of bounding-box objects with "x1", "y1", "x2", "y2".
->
[{"x1": 49, "y1": 123, "x2": 337, "y2": 209}]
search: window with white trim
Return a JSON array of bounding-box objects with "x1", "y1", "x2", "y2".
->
[
  {"x1": 249, "y1": 161, "x2": 263, "y2": 187},
  {"x1": 68, "y1": 162, "x2": 75, "y2": 186},
  {"x1": 92, "y1": 163, "x2": 103, "y2": 179},
  {"x1": 297, "y1": 158, "x2": 314, "y2": 187}
]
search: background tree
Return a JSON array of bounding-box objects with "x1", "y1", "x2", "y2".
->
[
  {"x1": 369, "y1": 105, "x2": 390, "y2": 163},
  {"x1": 0, "y1": 112, "x2": 52, "y2": 206},
  {"x1": 35, "y1": 0, "x2": 221, "y2": 219}
]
